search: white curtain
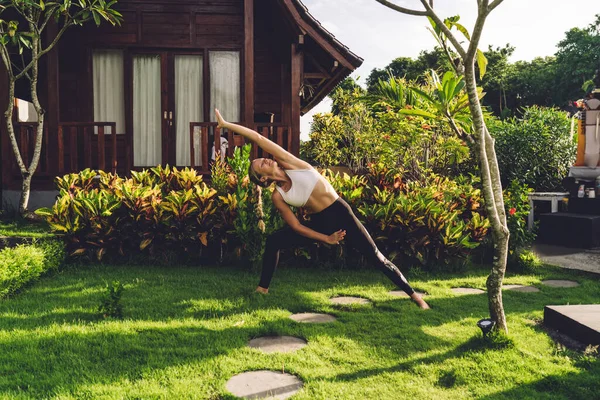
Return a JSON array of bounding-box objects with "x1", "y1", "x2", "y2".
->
[
  {"x1": 175, "y1": 55, "x2": 204, "y2": 166},
  {"x1": 93, "y1": 50, "x2": 125, "y2": 134},
  {"x1": 209, "y1": 51, "x2": 240, "y2": 122},
  {"x1": 133, "y1": 55, "x2": 162, "y2": 166}
]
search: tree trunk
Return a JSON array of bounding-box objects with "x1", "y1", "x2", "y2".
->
[
  {"x1": 19, "y1": 173, "x2": 33, "y2": 214},
  {"x1": 464, "y1": 63, "x2": 510, "y2": 333},
  {"x1": 23, "y1": 36, "x2": 46, "y2": 214}
]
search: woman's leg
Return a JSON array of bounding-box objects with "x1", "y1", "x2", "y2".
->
[
  {"x1": 331, "y1": 199, "x2": 430, "y2": 308},
  {"x1": 258, "y1": 226, "x2": 315, "y2": 290}
]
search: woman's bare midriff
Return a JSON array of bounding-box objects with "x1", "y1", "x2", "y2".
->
[{"x1": 301, "y1": 178, "x2": 339, "y2": 214}]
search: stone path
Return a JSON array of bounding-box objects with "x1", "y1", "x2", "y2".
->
[
  {"x1": 541, "y1": 280, "x2": 580, "y2": 288},
  {"x1": 289, "y1": 313, "x2": 336, "y2": 323},
  {"x1": 533, "y1": 243, "x2": 600, "y2": 275},
  {"x1": 451, "y1": 288, "x2": 485, "y2": 295},
  {"x1": 226, "y1": 277, "x2": 585, "y2": 398},
  {"x1": 503, "y1": 285, "x2": 540, "y2": 293},
  {"x1": 330, "y1": 296, "x2": 371, "y2": 305},
  {"x1": 248, "y1": 336, "x2": 307, "y2": 354},
  {"x1": 226, "y1": 370, "x2": 303, "y2": 400}
]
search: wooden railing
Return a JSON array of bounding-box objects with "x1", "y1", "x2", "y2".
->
[
  {"x1": 11, "y1": 122, "x2": 51, "y2": 176},
  {"x1": 189, "y1": 122, "x2": 293, "y2": 173},
  {"x1": 57, "y1": 122, "x2": 118, "y2": 174}
]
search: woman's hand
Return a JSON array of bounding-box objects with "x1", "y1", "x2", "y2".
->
[
  {"x1": 215, "y1": 108, "x2": 227, "y2": 129},
  {"x1": 325, "y1": 229, "x2": 346, "y2": 245}
]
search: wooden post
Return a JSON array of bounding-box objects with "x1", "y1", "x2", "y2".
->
[
  {"x1": 290, "y1": 43, "x2": 303, "y2": 156},
  {"x1": 201, "y1": 126, "x2": 208, "y2": 172},
  {"x1": 111, "y1": 123, "x2": 117, "y2": 173},
  {"x1": 244, "y1": 0, "x2": 254, "y2": 128},
  {"x1": 97, "y1": 125, "x2": 105, "y2": 171},
  {"x1": 0, "y1": 62, "x2": 9, "y2": 193},
  {"x1": 57, "y1": 125, "x2": 64, "y2": 173},
  {"x1": 190, "y1": 123, "x2": 196, "y2": 168},
  {"x1": 46, "y1": 20, "x2": 60, "y2": 175}
]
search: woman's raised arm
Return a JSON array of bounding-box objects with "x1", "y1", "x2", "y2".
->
[{"x1": 215, "y1": 109, "x2": 305, "y2": 167}]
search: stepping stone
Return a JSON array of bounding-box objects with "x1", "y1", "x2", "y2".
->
[
  {"x1": 541, "y1": 280, "x2": 580, "y2": 288},
  {"x1": 504, "y1": 285, "x2": 540, "y2": 293},
  {"x1": 330, "y1": 296, "x2": 371, "y2": 305},
  {"x1": 389, "y1": 290, "x2": 426, "y2": 298},
  {"x1": 289, "y1": 313, "x2": 336, "y2": 323},
  {"x1": 451, "y1": 287, "x2": 485, "y2": 295},
  {"x1": 226, "y1": 370, "x2": 303, "y2": 399},
  {"x1": 248, "y1": 336, "x2": 307, "y2": 354}
]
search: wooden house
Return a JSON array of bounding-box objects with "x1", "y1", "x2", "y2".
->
[{"x1": 0, "y1": 0, "x2": 362, "y2": 199}]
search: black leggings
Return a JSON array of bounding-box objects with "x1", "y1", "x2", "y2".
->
[{"x1": 259, "y1": 198, "x2": 415, "y2": 296}]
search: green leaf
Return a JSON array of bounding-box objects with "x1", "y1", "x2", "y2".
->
[
  {"x1": 476, "y1": 48, "x2": 488, "y2": 79},
  {"x1": 92, "y1": 10, "x2": 100, "y2": 26},
  {"x1": 398, "y1": 108, "x2": 438, "y2": 120},
  {"x1": 452, "y1": 22, "x2": 470, "y2": 40}
]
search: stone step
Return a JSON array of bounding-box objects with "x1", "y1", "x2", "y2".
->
[
  {"x1": 544, "y1": 304, "x2": 600, "y2": 345},
  {"x1": 538, "y1": 213, "x2": 600, "y2": 249}
]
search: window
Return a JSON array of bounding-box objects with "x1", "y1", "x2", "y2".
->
[{"x1": 93, "y1": 50, "x2": 125, "y2": 134}]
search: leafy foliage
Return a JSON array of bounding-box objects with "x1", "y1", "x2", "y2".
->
[
  {"x1": 303, "y1": 79, "x2": 474, "y2": 179},
  {"x1": 320, "y1": 166, "x2": 489, "y2": 269},
  {"x1": 98, "y1": 281, "x2": 124, "y2": 319},
  {"x1": 503, "y1": 180, "x2": 536, "y2": 253},
  {"x1": 489, "y1": 106, "x2": 576, "y2": 191},
  {"x1": 0, "y1": 239, "x2": 65, "y2": 298}
]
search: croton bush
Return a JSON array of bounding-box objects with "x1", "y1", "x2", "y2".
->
[{"x1": 37, "y1": 146, "x2": 491, "y2": 269}]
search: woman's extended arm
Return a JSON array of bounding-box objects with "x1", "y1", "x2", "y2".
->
[
  {"x1": 272, "y1": 191, "x2": 345, "y2": 244},
  {"x1": 215, "y1": 109, "x2": 308, "y2": 168}
]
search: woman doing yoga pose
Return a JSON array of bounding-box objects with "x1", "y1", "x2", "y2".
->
[{"x1": 215, "y1": 109, "x2": 430, "y2": 309}]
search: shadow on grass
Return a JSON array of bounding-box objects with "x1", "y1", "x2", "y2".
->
[
  {"x1": 0, "y1": 263, "x2": 598, "y2": 398},
  {"x1": 480, "y1": 356, "x2": 600, "y2": 399}
]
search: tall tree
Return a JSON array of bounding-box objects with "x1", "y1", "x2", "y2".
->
[
  {"x1": 478, "y1": 44, "x2": 514, "y2": 115},
  {"x1": 374, "y1": 0, "x2": 511, "y2": 332},
  {"x1": 0, "y1": 0, "x2": 122, "y2": 215},
  {"x1": 366, "y1": 47, "x2": 451, "y2": 91},
  {"x1": 554, "y1": 14, "x2": 600, "y2": 104}
]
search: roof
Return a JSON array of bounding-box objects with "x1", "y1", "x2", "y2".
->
[
  {"x1": 281, "y1": 0, "x2": 364, "y2": 113},
  {"x1": 292, "y1": 0, "x2": 363, "y2": 69}
]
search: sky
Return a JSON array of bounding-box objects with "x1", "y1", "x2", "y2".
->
[{"x1": 299, "y1": 0, "x2": 600, "y2": 140}]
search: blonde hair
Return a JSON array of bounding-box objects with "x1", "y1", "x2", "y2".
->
[{"x1": 248, "y1": 163, "x2": 270, "y2": 188}]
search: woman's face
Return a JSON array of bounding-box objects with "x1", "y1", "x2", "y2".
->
[{"x1": 251, "y1": 158, "x2": 279, "y2": 180}]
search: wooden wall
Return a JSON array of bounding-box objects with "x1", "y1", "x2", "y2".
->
[{"x1": 57, "y1": 0, "x2": 295, "y2": 126}]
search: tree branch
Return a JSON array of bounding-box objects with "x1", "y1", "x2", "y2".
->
[
  {"x1": 465, "y1": 4, "x2": 488, "y2": 60},
  {"x1": 14, "y1": 19, "x2": 73, "y2": 81},
  {"x1": 487, "y1": 0, "x2": 504, "y2": 14},
  {"x1": 419, "y1": 0, "x2": 467, "y2": 59},
  {"x1": 373, "y1": 0, "x2": 428, "y2": 16}
]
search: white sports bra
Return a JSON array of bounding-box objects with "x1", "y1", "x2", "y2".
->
[{"x1": 275, "y1": 169, "x2": 330, "y2": 207}]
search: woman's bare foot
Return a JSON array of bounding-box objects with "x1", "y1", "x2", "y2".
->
[
  {"x1": 411, "y1": 293, "x2": 430, "y2": 310},
  {"x1": 256, "y1": 286, "x2": 269, "y2": 294}
]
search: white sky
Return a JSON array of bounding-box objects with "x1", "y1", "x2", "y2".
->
[{"x1": 300, "y1": 0, "x2": 600, "y2": 140}]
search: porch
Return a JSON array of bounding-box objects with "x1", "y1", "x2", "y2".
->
[{"x1": 1, "y1": 120, "x2": 291, "y2": 191}]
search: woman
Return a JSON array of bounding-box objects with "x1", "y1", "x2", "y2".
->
[{"x1": 215, "y1": 109, "x2": 430, "y2": 309}]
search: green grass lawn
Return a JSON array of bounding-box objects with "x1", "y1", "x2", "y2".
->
[
  {"x1": 0, "y1": 262, "x2": 598, "y2": 399},
  {"x1": 0, "y1": 219, "x2": 52, "y2": 238}
]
